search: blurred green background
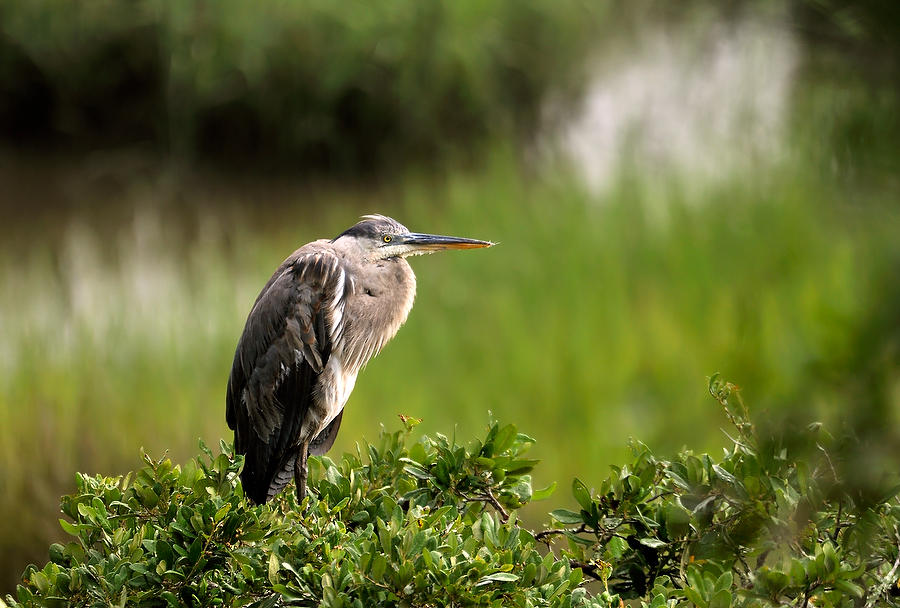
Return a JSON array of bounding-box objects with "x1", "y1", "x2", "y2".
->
[{"x1": 2, "y1": 0, "x2": 899, "y2": 594}]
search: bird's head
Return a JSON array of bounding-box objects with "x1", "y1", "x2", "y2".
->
[{"x1": 334, "y1": 214, "x2": 494, "y2": 261}]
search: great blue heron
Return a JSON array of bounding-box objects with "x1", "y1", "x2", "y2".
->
[{"x1": 226, "y1": 215, "x2": 493, "y2": 505}]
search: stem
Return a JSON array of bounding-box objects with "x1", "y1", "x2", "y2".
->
[
  {"x1": 647, "y1": 490, "x2": 675, "y2": 503},
  {"x1": 462, "y1": 489, "x2": 509, "y2": 523},
  {"x1": 831, "y1": 500, "x2": 842, "y2": 543},
  {"x1": 183, "y1": 517, "x2": 225, "y2": 584},
  {"x1": 570, "y1": 560, "x2": 605, "y2": 582},
  {"x1": 484, "y1": 488, "x2": 509, "y2": 522},
  {"x1": 534, "y1": 524, "x2": 587, "y2": 542}
]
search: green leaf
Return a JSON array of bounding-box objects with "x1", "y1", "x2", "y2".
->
[
  {"x1": 711, "y1": 464, "x2": 736, "y2": 484},
  {"x1": 822, "y1": 542, "x2": 839, "y2": 573},
  {"x1": 213, "y1": 503, "x2": 230, "y2": 523},
  {"x1": 76, "y1": 503, "x2": 96, "y2": 521},
  {"x1": 547, "y1": 580, "x2": 571, "y2": 600},
  {"x1": 475, "y1": 571, "x2": 519, "y2": 586},
  {"x1": 29, "y1": 572, "x2": 49, "y2": 595},
  {"x1": 714, "y1": 571, "x2": 733, "y2": 591},
  {"x1": 568, "y1": 567, "x2": 583, "y2": 585},
  {"x1": 708, "y1": 589, "x2": 732, "y2": 608},
  {"x1": 683, "y1": 586, "x2": 706, "y2": 608},
  {"x1": 664, "y1": 503, "x2": 692, "y2": 539},
  {"x1": 58, "y1": 519, "x2": 80, "y2": 536},
  {"x1": 267, "y1": 552, "x2": 279, "y2": 584},
  {"x1": 330, "y1": 497, "x2": 350, "y2": 513},
  {"x1": 188, "y1": 537, "x2": 202, "y2": 563},
  {"x1": 402, "y1": 462, "x2": 432, "y2": 481},
  {"x1": 370, "y1": 555, "x2": 387, "y2": 582},
  {"x1": 532, "y1": 481, "x2": 557, "y2": 501},
  {"x1": 564, "y1": 530, "x2": 594, "y2": 545},
  {"x1": 549, "y1": 509, "x2": 583, "y2": 524},
  {"x1": 571, "y1": 479, "x2": 592, "y2": 511},
  {"x1": 48, "y1": 544, "x2": 66, "y2": 565},
  {"x1": 789, "y1": 559, "x2": 807, "y2": 586},
  {"x1": 638, "y1": 537, "x2": 667, "y2": 549},
  {"x1": 492, "y1": 424, "x2": 518, "y2": 455},
  {"x1": 834, "y1": 579, "x2": 864, "y2": 598},
  {"x1": 506, "y1": 458, "x2": 540, "y2": 474},
  {"x1": 665, "y1": 469, "x2": 691, "y2": 491},
  {"x1": 685, "y1": 566, "x2": 705, "y2": 596}
]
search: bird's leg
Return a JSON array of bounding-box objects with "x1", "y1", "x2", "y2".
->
[{"x1": 294, "y1": 442, "x2": 309, "y2": 504}]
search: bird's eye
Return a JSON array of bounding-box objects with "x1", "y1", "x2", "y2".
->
[{"x1": 382, "y1": 235, "x2": 392, "y2": 243}]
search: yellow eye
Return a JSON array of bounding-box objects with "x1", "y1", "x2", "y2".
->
[{"x1": 382, "y1": 235, "x2": 392, "y2": 243}]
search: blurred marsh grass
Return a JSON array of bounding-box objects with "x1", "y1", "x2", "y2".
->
[{"x1": 2, "y1": 142, "x2": 899, "y2": 586}]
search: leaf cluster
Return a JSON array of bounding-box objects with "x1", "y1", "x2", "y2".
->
[
  {"x1": 7, "y1": 377, "x2": 900, "y2": 607},
  {"x1": 5, "y1": 418, "x2": 608, "y2": 608},
  {"x1": 540, "y1": 375, "x2": 900, "y2": 607}
]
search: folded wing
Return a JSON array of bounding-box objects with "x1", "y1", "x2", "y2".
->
[{"x1": 226, "y1": 251, "x2": 350, "y2": 503}]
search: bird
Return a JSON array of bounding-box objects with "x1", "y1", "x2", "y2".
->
[{"x1": 226, "y1": 214, "x2": 493, "y2": 505}]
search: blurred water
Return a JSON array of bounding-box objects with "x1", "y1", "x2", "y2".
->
[{"x1": 556, "y1": 13, "x2": 797, "y2": 192}]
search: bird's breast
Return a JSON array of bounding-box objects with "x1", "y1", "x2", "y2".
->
[{"x1": 341, "y1": 258, "x2": 416, "y2": 370}]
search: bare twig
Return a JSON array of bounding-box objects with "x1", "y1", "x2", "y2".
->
[
  {"x1": 816, "y1": 442, "x2": 839, "y2": 483},
  {"x1": 569, "y1": 560, "x2": 605, "y2": 582},
  {"x1": 831, "y1": 500, "x2": 842, "y2": 543},
  {"x1": 734, "y1": 554, "x2": 752, "y2": 587},
  {"x1": 484, "y1": 488, "x2": 509, "y2": 522},
  {"x1": 720, "y1": 428, "x2": 754, "y2": 453},
  {"x1": 462, "y1": 488, "x2": 509, "y2": 523},
  {"x1": 534, "y1": 524, "x2": 587, "y2": 542},
  {"x1": 801, "y1": 584, "x2": 811, "y2": 608},
  {"x1": 647, "y1": 490, "x2": 675, "y2": 503}
]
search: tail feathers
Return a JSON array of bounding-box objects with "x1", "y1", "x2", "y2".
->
[
  {"x1": 266, "y1": 454, "x2": 298, "y2": 502},
  {"x1": 240, "y1": 447, "x2": 298, "y2": 505}
]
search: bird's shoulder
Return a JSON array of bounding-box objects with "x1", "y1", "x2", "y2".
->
[
  {"x1": 259, "y1": 240, "x2": 339, "y2": 293},
  {"x1": 236, "y1": 243, "x2": 352, "y2": 372},
  {"x1": 244, "y1": 242, "x2": 347, "y2": 311}
]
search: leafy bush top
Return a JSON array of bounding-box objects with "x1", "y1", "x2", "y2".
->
[
  {"x1": 6, "y1": 378, "x2": 900, "y2": 607},
  {"x1": 6, "y1": 416, "x2": 600, "y2": 608}
]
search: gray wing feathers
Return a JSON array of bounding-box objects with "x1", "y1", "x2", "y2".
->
[{"x1": 225, "y1": 249, "x2": 351, "y2": 504}]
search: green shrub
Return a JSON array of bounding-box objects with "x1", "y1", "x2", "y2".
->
[
  {"x1": 6, "y1": 379, "x2": 900, "y2": 607},
  {"x1": 4, "y1": 417, "x2": 606, "y2": 607},
  {"x1": 541, "y1": 376, "x2": 900, "y2": 606}
]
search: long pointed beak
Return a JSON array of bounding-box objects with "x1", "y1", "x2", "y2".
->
[{"x1": 401, "y1": 232, "x2": 494, "y2": 251}]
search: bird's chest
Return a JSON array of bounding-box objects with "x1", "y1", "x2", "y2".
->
[{"x1": 341, "y1": 259, "x2": 416, "y2": 365}]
